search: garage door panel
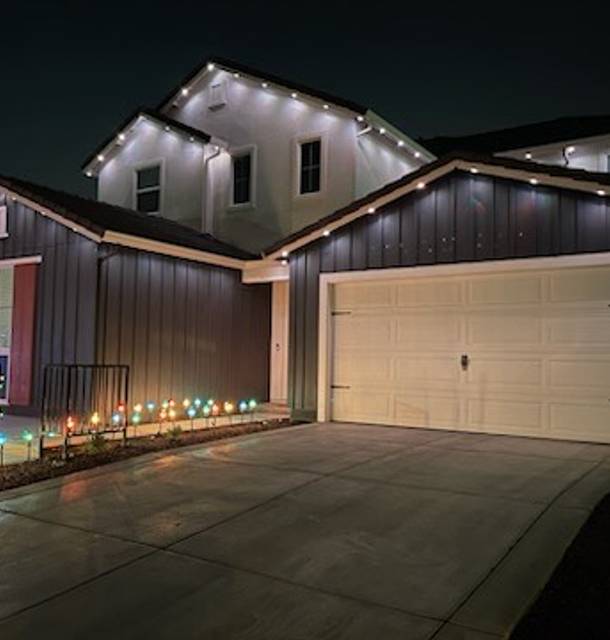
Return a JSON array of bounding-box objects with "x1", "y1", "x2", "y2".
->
[
  {"x1": 333, "y1": 282, "x2": 394, "y2": 309},
  {"x1": 396, "y1": 280, "x2": 462, "y2": 307},
  {"x1": 396, "y1": 315, "x2": 462, "y2": 345},
  {"x1": 549, "y1": 269, "x2": 610, "y2": 302},
  {"x1": 550, "y1": 403, "x2": 610, "y2": 438},
  {"x1": 468, "y1": 275, "x2": 542, "y2": 305},
  {"x1": 467, "y1": 399, "x2": 543, "y2": 432},
  {"x1": 395, "y1": 356, "x2": 459, "y2": 385},
  {"x1": 334, "y1": 316, "x2": 392, "y2": 347},
  {"x1": 333, "y1": 353, "x2": 392, "y2": 385},
  {"x1": 467, "y1": 314, "x2": 542, "y2": 347},
  {"x1": 395, "y1": 394, "x2": 461, "y2": 428},
  {"x1": 548, "y1": 360, "x2": 610, "y2": 392},
  {"x1": 466, "y1": 357, "x2": 543, "y2": 387},
  {"x1": 331, "y1": 265, "x2": 610, "y2": 443},
  {"x1": 548, "y1": 317, "x2": 610, "y2": 346},
  {"x1": 332, "y1": 390, "x2": 392, "y2": 423}
]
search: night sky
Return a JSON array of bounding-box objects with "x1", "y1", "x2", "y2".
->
[{"x1": 2, "y1": 1, "x2": 609, "y2": 197}]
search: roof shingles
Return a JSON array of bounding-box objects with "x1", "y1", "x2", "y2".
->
[{"x1": 0, "y1": 175, "x2": 253, "y2": 260}]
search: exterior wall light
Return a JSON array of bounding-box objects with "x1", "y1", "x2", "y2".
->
[
  {"x1": 597, "y1": 190, "x2": 606, "y2": 196},
  {"x1": 323, "y1": 229, "x2": 331, "y2": 237},
  {"x1": 181, "y1": 87, "x2": 189, "y2": 96},
  {"x1": 529, "y1": 178, "x2": 539, "y2": 185},
  {"x1": 97, "y1": 154, "x2": 105, "y2": 162},
  {"x1": 207, "y1": 63, "x2": 215, "y2": 71},
  {"x1": 367, "y1": 207, "x2": 376, "y2": 214},
  {"x1": 416, "y1": 182, "x2": 426, "y2": 189},
  {"x1": 525, "y1": 152, "x2": 533, "y2": 160}
]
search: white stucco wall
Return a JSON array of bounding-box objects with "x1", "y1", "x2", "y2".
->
[
  {"x1": 97, "y1": 120, "x2": 208, "y2": 230},
  {"x1": 96, "y1": 68, "x2": 426, "y2": 253},
  {"x1": 498, "y1": 134, "x2": 610, "y2": 174},
  {"x1": 167, "y1": 69, "x2": 424, "y2": 251}
]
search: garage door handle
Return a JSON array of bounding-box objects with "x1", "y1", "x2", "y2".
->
[
  {"x1": 331, "y1": 385, "x2": 351, "y2": 389},
  {"x1": 461, "y1": 354, "x2": 469, "y2": 371}
]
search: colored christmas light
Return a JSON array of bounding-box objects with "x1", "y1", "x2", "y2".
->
[
  {"x1": 22, "y1": 430, "x2": 33, "y2": 443},
  {"x1": 91, "y1": 412, "x2": 100, "y2": 427},
  {"x1": 224, "y1": 401, "x2": 234, "y2": 415},
  {"x1": 193, "y1": 398, "x2": 202, "y2": 408},
  {"x1": 131, "y1": 413, "x2": 141, "y2": 425},
  {"x1": 187, "y1": 407, "x2": 196, "y2": 419},
  {"x1": 112, "y1": 413, "x2": 120, "y2": 425},
  {"x1": 0, "y1": 432, "x2": 6, "y2": 446},
  {"x1": 134, "y1": 403, "x2": 143, "y2": 413},
  {"x1": 161, "y1": 400, "x2": 169, "y2": 410},
  {"x1": 238, "y1": 400, "x2": 248, "y2": 413},
  {"x1": 202, "y1": 405, "x2": 211, "y2": 417},
  {"x1": 248, "y1": 399, "x2": 257, "y2": 411},
  {"x1": 146, "y1": 401, "x2": 156, "y2": 412},
  {"x1": 182, "y1": 398, "x2": 191, "y2": 409}
]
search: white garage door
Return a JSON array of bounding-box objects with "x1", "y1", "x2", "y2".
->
[{"x1": 330, "y1": 264, "x2": 610, "y2": 443}]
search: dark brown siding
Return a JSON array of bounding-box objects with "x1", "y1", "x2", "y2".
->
[
  {"x1": 97, "y1": 246, "x2": 271, "y2": 406},
  {"x1": 289, "y1": 172, "x2": 610, "y2": 421},
  {"x1": 0, "y1": 197, "x2": 99, "y2": 415}
]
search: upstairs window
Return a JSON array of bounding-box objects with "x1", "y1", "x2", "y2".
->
[
  {"x1": 135, "y1": 164, "x2": 161, "y2": 214},
  {"x1": 299, "y1": 139, "x2": 321, "y2": 194},
  {"x1": 232, "y1": 153, "x2": 252, "y2": 205}
]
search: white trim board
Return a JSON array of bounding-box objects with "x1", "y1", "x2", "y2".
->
[
  {"x1": 0, "y1": 255, "x2": 42, "y2": 267},
  {"x1": 316, "y1": 251, "x2": 610, "y2": 423}
]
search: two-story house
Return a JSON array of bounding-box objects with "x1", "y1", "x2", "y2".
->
[
  {"x1": 83, "y1": 57, "x2": 433, "y2": 254},
  {"x1": 3, "y1": 58, "x2": 610, "y2": 445}
]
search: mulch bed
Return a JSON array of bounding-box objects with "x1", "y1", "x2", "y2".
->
[
  {"x1": 0, "y1": 419, "x2": 293, "y2": 492},
  {"x1": 510, "y1": 493, "x2": 610, "y2": 639}
]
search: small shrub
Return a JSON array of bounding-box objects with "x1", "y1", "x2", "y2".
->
[
  {"x1": 86, "y1": 433, "x2": 108, "y2": 454},
  {"x1": 165, "y1": 425, "x2": 183, "y2": 441}
]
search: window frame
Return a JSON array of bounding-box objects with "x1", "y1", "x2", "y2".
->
[
  {"x1": 294, "y1": 132, "x2": 327, "y2": 199},
  {"x1": 228, "y1": 145, "x2": 257, "y2": 210},
  {"x1": 132, "y1": 159, "x2": 165, "y2": 215}
]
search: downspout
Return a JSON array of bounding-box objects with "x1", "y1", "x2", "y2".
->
[{"x1": 202, "y1": 143, "x2": 222, "y2": 234}]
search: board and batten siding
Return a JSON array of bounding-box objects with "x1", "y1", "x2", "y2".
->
[
  {"x1": 0, "y1": 197, "x2": 99, "y2": 414},
  {"x1": 96, "y1": 246, "x2": 271, "y2": 406},
  {"x1": 289, "y1": 171, "x2": 610, "y2": 421}
]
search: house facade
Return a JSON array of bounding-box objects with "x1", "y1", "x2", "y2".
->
[
  {"x1": 84, "y1": 58, "x2": 432, "y2": 254},
  {"x1": 3, "y1": 57, "x2": 610, "y2": 443}
]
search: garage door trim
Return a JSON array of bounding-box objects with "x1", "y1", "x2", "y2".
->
[{"x1": 317, "y1": 251, "x2": 610, "y2": 423}]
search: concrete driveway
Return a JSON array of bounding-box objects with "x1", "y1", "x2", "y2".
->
[{"x1": 1, "y1": 423, "x2": 609, "y2": 639}]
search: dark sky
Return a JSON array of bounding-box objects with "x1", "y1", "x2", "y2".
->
[{"x1": 2, "y1": 1, "x2": 610, "y2": 196}]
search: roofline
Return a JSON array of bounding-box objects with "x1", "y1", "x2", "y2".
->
[
  {"x1": 496, "y1": 131, "x2": 610, "y2": 155},
  {"x1": 0, "y1": 183, "x2": 247, "y2": 270},
  {"x1": 81, "y1": 108, "x2": 214, "y2": 173},
  {"x1": 157, "y1": 55, "x2": 369, "y2": 115},
  {"x1": 156, "y1": 56, "x2": 434, "y2": 160},
  {"x1": 263, "y1": 153, "x2": 610, "y2": 259}
]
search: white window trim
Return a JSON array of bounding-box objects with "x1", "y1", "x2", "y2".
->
[
  {"x1": 132, "y1": 158, "x2": 165, "y2": 216},
  {"x1": 227, "y1": 145, "x2": 257, "y2": 210},
  {"x1": 293, "y1": 132, "x2": 328, "y2": 199},
  {"x1": 0, "y1": 205, "x2": 8, "y2": 239}
]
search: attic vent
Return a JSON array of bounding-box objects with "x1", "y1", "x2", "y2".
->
[{"x1": 208, "y1": 80, "x2": 227, "y2": 111}]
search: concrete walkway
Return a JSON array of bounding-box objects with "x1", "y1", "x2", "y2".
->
[{"x1": 1, "y1": 422, "x2": 609, "y2": 639}]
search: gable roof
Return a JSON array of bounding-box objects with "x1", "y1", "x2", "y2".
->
[
  {"x1": 156, "y1": 56, "x2": 434, "y2": 161},
  {"x1": 82, "y1": 108, "x2": 214, "y2": 174},
  {"x1": 158, "y1": 56, "x2": 369, "y2": 115},
  {"x1": 421, "y1": 115, "x2": 610, "y2": 156},
  {"x1": 0, "y1": 175, "x2": 254, "y2": 265},
  {"x1": 263, "y1": 151, "x2": 610, "y2": 259}
]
